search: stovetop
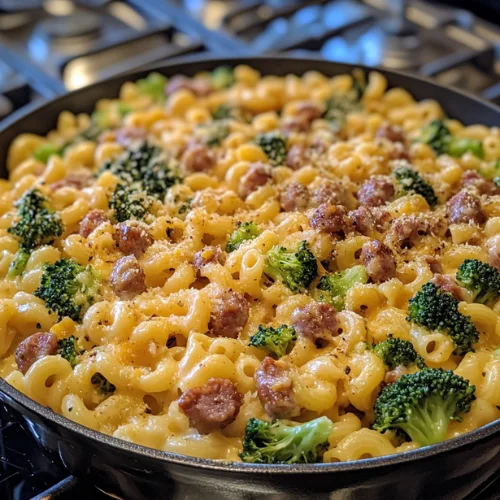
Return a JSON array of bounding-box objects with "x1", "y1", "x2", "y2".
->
[{"x1": 0, "y1": 1, "x2": 500, "y2": 499}]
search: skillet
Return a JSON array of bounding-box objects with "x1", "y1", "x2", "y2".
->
[{"x1": 0, "y1": 56, "x2": 499, "y2": 500}]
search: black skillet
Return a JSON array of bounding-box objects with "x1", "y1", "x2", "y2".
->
[{"x1": 0, "y1": 56, "x2": 499, "y2": 500}]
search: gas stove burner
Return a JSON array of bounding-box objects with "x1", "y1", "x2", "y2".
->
[
  {"x1": 0, "y1": 0, "x2": 42, "y2": 12},
  {"x1": 36, "y1": 10, "x2": 102, "y2": 40}
]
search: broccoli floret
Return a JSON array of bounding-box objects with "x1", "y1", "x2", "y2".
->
[
  {"x1": 240, "y1": 416, "x2": 334, "y2": 464},
  {"x1": 264, "y1": 241, "x2": 318, "y2": 293},
  {"x1": 323, "y1": 86, "x2": 363, "y2": 132},
  {"x1": 8, "y1": 189, "x2": 63, "y2": 252},
  {"x1": 33, "y1": 143, "x2": 62, "y2": 163},
  {"x1": 418, "y1": 120, "x2": 483, "y2": 158},
  {"x1": 479, "y1": 160, "x2": 500, "y2": 182},
  {"x1": 226, "y1": 221, "x2": 260, "y2": 252},
  {"x1": 109, "y1": 183, "x2": 153, "y2": 223},
  {"x1": 7, "y1": 249, "x2": 30, "y2": 278},
  {"x1": 254, "y1": 131, "x2": 287, "y2": 166},
  {"x1": 406, "y1": 282, "x2": 479, "y2": 356},
  {"x1": 34, "y1": 258, "x2": 100, "y2": 322},
  {"x1": 100, "y1": 141, "x2": 182, "y2": 200},
  {"x1": 194, "y1": 122, "x2": 229, "y2": 147},
  {"x1": 58, "y1": 336, "x2": 82, "y2": 368},
  {"x1": 373, "y1": 368, "x2": 475, "y2": 446},
  {"x1": 91, "y1": 372, "x2": 116, "y2": 395},
  {"x1": 456, "y1": 259, "x2": 500, "y2": 305},
  {"x1": 373, "y1": 337, "x2": 426, "y2": 371},
  {"x1": 392, "y1": 165, "x2": 438, "y2": 208},
  {"x1": 315, "y1": 265, "x2": 369, "y2": 311},
  {"x1": 211, "y1": 66, "x2": 235, "y2": 90},
  {"x1": 136, "y1": 72, "x2": 167, "y2": 102},
  {"x1": 249, "y1": 324, "x2": 297, "y2": 358}
]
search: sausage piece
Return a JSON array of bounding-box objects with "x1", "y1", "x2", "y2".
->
[
  {"x1": 286, "y1": 144, "x2": 308, "y2": 170},
  {"x1": 350, "y1": 206, "x2": 392, "y2": 235},
  {"x1": 357, "y1": 176, "x2": 394, "y2": 207},
  {"x1": 376, "y1": 124, "x2": 405, "y2": 143},
  {"x1": 280, "y1": 182, "x2": 310, "y2": 212},
  {"x1": 447, "y1": 190, "x2": 486, "y2": 225},
  {"x1": 254, "y1": 357, "x2": 300, "y2": 419},
  {"x1": 310, "y1": 180, "x2": 350, "y2": 207},
  {"x1": 309, "y1": 203, "x2": 351, "y2": 235},
  {"x1": 192, "y1": 246, "x2": 226, "y2": 271},
  {"x1": 387, "y1": 215, "x2": 439, "y2": 249},
  {"x1": 281, "y1": 103, "x2": 322, "y2": 133},
  {"x1": 114, "y1": 221, "x2": 153, "y2": 258},
  {"x1": 79, "y1": 209, "x2": 109, "y2": 238},
  {"x1": 15, "y1": 332, "x2": 59, "y2": 375},
  {"x1": 291, "y1": 302, "x2": 338, "y2": 347},
  {"x1": 208, "y1": 289, "x2": 249, "y2": 338},
  {"x1": 238, "y1": 162, "x2": 273, "y2": 199},
  {"x1": 430, "y1": 274, "x2": 464, "y2": 301},
  {"x1": 360, "y1": 240, "x2": 396, "y2": 283},
  {"x1": 110, "y1": 255, "x2": 147, "y2": 299},
  {"x1": 51, "y1": 173, "x2": 91, "y2": 192},
  {"x1": 166, "y1": 75, "x2": 213, "y2": 97},
  {"x1": 460, "y1": 170, "x2": 500, "y2": 196},
  {"x1": 178, "y1": 378, "x2": 243, "y2": 434},
  {"x1": 182, "y1": 144, "x2": 216, "y2": 174},
  {"x1": 487, "y1": 235, "x2": 500, "y2": 271}
]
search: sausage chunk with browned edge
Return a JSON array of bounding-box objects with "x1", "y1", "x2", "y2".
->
[
  {"x1": 178, "y1": 378, "x2": 243, "y2": 434},
  {"x1": 361, "y1": 240, "x2": 396, "y2": 283},
  {"x1": 447, "y1": 190, "x2": 486, "y2": 225},
  {"x1": 430, "y1": 274, "x2": 464, "y2": 301},
  {"x1": 51, "y1": 173, "x2": 91, "y2": 192},
  {"x1": 110, "y1": 255, "x2": 147, "y2": 299},
  {"x1": 166, "y1": 76, "x2": 213, "y2": 97},
  {"x1": 192, "y1": 246, "x2": 226, "y2": 271},
  {"x1": 357, "y1": 176, "x2": 394, "y2": 207},
  {"x1": 286, "y1": 144, "x2": 308, "y2": 170},
  {"x1": 280, "y1": 182, "x2": 310, "y2": 212},
  {"x1": 208, "y1": 289, "x2": 249, "y2": 338},
  {"x1": 281, "y1": 103, "x2": 322, "y2": 133},
  {"x1": 182, "y1": 144, "x2": 216, "y2": 174},
  {"x1": 460, "y1": 170, "x2": 500, "y2": 196},
  {"x1": 350, "y1": 206, "x2": 392, "y2": 235},
  {"x1": 291, "y1": 302, "x2": 338, "y2": 347},
  {"x1": 309, "y1": 203, "x2": 351, "y2": 235},
  {"x1": 114, "y1": 221, "x2": 153, "y2": 258},
  {"x1": 79, "y1": 209, "x2": 109, "y2": 238},
  {"x1": 254, "y1": 357, "x2": 300, "y2": 419},
  {"x1": 238, "y1": 162, "x2": 273, "y2": 199},
  {"x1": 15, "y1": 332, "x2": 58, "y2": 375},
  {"x1": 376, "y1": 124, "x2": 406, "y2": 143}
]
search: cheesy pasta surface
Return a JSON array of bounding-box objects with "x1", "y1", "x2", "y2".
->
[{"x1": 0, "y1": 66, "x2": 499, "y2": 463}]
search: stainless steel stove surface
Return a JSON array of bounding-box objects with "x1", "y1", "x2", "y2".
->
[{"x1": 0, "y1": 1, "x2": 500, "y2": 499}]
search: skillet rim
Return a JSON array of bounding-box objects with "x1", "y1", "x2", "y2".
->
[{"x1": 0, "y1": 54, "x2": 499, "y2": 474}]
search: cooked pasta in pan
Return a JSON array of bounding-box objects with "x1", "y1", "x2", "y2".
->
[{"x1": 0, "y1": 66, "x2": 499, "y2": 463}]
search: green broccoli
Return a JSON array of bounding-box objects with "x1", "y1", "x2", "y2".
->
[
  {"x1": 254, "y1": 131, "x2": 287, "y2": 166},
  {"x1": 406, "y1": 282, "x2": 479, "y2": 356},
  {"x1": 479, "y1": 160, "x2": 500, "y2": 185},
  {"x1": 315, "y1": 265, "x2": 369, "y2": 311},
  {"x1": 9, "y1": 189, "x2": 63, "y2": 252},
  {"x1": 249, "y1": 324, "x2": 297, "y2": 358},
  {"x1": 323, "y1": 86, "x2": 363, "y2": 131},
  {"x1": 418, "y1": 120, "x2": 483, "y2": 158},
  {"x1": 100, "y1": 141, "x2": 182, "y2": 200},
  {"x1": 91, "y1": 372, "x2": 116, "y2": 395},
  {"x1": 34, "y1": 258, "x2": 100, "y2": 322},
  {"x1": 264, "y1": 241, "x2": 318, "y2": 293},
  {"x1": 211, "y1": 66, "x2": 235, "y2": 90},
  {"x1": 240, "y1": 416, "x2": 334, "y2": 464},
  {"x1": 373, "y1": 368, "x2": 475, "y2": 446},
  {"x1": 456, "y1": 259, "x2": 500, "y2": 305},
  {"x1": 392, "y1": 165, "x2": 438, "y2": 208},
  {"x1": 194, "y1": 122, "x2": 229, "y2": 147},
  {"x1": 373, "y1": 337, "x2": 426, "y2": 371},
  {"x1": 33, "y1": 143, "x2": 62, "y2": 163},
  {"x1": 226, "y1": 221, "x2": 260, "y2": 252},
  {"x1": 7, "y1": 249, "x2": 30, "y2": 279},
  {"x1": 136, "y1": 72, "x2": 167, "y2": 102},
  {"x1": 109, "y1": 183, "x2": 153, "y2": 223},
  {"x1": 212, "y1": 104, "x2": 252, "y2": 123},
  {"x1": 58, "y1": 336, "x2": 82, "y2": 368}
]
